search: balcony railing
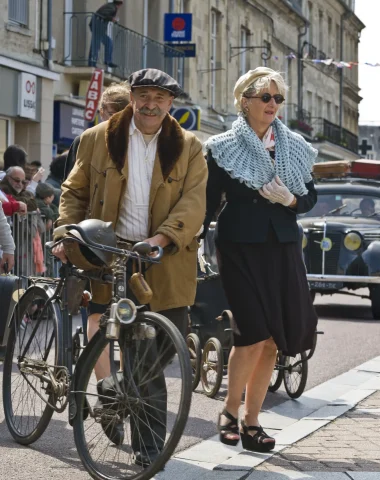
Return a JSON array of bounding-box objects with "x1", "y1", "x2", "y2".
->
[
  {"x1": 280, "y1": 103, "x2": 312, "y2": 134},
  {"x1": 63, "y1": 12, "x2": 184, "y2": 82},
  {"x1": 312, "y1": 118, "x2": 358, "y2": 154}
]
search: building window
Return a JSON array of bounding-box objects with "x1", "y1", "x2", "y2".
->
[
  {"x1": 307, "y1": 2, "x2": 313, "y2": 45},
  {"x1": 8, "y1": 0, "x2": 29, "y2": 27},
  {"x1": 318, "y1": 10, "x2": 324, "y2": 52},
  {"x1": 317, "y1": 96, "x2": 323, "y2": 119},
  {"x1": 326, "y1": 101, "x2": 332, "y2": 121},
  {"x1": 336, "y1": 24, "x2": 340, "y2": 57},
  {"x1": 210, "y1": 10, "x2": 219, "y2": 108},
  {"x1": 327, "y1": 17, "x2": 332, "y2": 54},
  {"x1": 307, "y1": 91, "x2": 313, "y2": 116},
  {"x1": 239, "y1": 28, "x2": 248, "y2": 77}
]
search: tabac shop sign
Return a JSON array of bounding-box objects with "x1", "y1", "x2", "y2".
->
[{"x1": 18, "y1": 72, "x2": 37, "y2": 120}]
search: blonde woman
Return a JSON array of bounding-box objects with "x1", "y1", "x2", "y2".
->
[
  {"x1": 63, "y1": 81, "x2": 130, "y2": 180},
  {"x1": 202, "y1": 67, "x2": 318, "y2": 452}
]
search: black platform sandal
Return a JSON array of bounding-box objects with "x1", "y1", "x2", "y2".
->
[
  {"x1": 217, "y1": 409, "x2": 240, "y2": 446},
  {"x1": 240, "y1": 420, "x2": 275, "y2": 453}
]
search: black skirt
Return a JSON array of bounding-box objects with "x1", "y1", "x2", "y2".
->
[{"x1": 216, "y1": 227, "x2": 318, "y2": 356}]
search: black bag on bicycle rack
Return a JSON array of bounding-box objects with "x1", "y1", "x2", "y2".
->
[{"x1": 0, "y1": 274, "x2": 23, "y2": 355}]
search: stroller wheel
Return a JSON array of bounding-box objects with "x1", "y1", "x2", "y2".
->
[
  {"x1": 268, "y1": 352, "x2": 284, "y2": 392},
  {"x1": 283, "y1": 351, "x2": 308, "y2": 399},
  {"x1": 201, "y1": 337, "x2": 223, "y2": 398},
  {"x1": 186, "y1": 333, "x2": 202, "y2": 391}
]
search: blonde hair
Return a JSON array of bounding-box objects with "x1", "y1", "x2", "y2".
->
[
  {"x1": 234, "y1": 68, "x2": 288, "y2": 114},
  {"x1": 99, "y1": 81, "x2": 131, "y2": 113}
]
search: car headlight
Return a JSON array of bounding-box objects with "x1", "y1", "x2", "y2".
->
[
  {"x1": 302, "y1": 234, "x2": 308, "y2": 249},
  {"x1": 116, "y1": 299, "x2": 137, "y2": 324},
  {"x1": 344, "y1": 232, "x2": 362, "y2": 251}
]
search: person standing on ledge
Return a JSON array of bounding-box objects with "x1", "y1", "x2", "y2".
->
[{"x1": 88, "y1": 0, "x2": 123, "y2": 68}]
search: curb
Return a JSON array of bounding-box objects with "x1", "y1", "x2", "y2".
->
[{"x1": 155, "y1": 356, "x2": 380, "y2": 480}]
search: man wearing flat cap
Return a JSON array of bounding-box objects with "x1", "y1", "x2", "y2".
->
[{"x1": 54, "y1": 68, "x2": 207, "y2": 466}]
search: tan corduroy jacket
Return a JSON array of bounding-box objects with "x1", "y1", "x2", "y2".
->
[{"x1": 57, "y1": 105, "x2": 208, "y2": 311}]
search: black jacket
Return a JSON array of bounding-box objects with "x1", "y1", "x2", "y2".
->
[
  {"x1": 89, "y1": 3, "x2": 118, "y2": 29},
  {"x1": 63, "y1": 135, "x2": 81, "y2": 181},
  {"x1": 202, "y1": 151, "x2": 317, "y2": 243}
]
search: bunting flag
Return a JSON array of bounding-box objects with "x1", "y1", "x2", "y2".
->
[{"x1": 279, "y1": 52, "x2": 380, "y2": 69}]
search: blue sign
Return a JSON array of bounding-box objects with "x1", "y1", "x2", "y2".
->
[
  {"x1": 53, "y1": 102, "x2": 92, "y2": 149},
  {"x1": 164, "y1": 13, "x2": 192, "y2": 42},
  {"x1": 165, "y1": 43, "x2": 196, "y2": 58},
  {"x1": 170, "y1": 107, "x2": 200, "y2": 130}
]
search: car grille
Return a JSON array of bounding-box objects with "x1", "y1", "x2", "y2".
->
[
  {"x1": 363, "y1": 232, "x2": 380, "y2": 242},
  {"x1": 308, "y1": 231, "x2": 342, "y2": 274}
]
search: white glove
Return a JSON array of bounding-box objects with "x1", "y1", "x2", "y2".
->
[{"x1": 259, "y1": 175, "x2": 295, "y2": 206}]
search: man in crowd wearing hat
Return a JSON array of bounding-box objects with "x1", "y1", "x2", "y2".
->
[
  {"x1": 54, "y1": 68, "x2": 207, "y2": 466},
  {"x1": 89, "y1": 0, "x2": 123, "y2": 68}
]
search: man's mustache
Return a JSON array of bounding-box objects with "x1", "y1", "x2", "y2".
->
[{"x1": 137, "y1": 106, "x2": 163, "y2": 116}]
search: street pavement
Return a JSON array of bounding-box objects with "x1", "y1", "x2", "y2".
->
[{"x1": 1, "y1": 289, "x2": 380, "y2": 479}]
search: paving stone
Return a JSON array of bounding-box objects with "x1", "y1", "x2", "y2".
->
[
  {"x1": 349, "y1": 474, "x2": 380, "y2": 479},
  {"x1": 332, "y1": 371, "x2": 375, "y2": 387},
  {"x1": 247, "y1": 471, "x2": 348, "y2": 479},
  {"x1": 274, "y1": 420, "x2": 329, "y2": 446}
]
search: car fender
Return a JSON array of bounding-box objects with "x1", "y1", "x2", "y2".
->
[{"x1": 362, "y1": 241, "x2": 380, "y2": 276}]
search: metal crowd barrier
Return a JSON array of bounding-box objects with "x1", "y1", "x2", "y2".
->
[{"x1": 9, "y1": 212, "x2": 59, "y2": 280}]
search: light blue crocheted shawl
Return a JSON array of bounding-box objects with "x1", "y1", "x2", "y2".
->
[{"x1": 205, "y1": 116, "x2": 318, "y2": 196}]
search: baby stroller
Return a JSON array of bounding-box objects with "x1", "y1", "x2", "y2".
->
[{"x1": 187, "y1": 223, "x2": 322, "y2": 399}]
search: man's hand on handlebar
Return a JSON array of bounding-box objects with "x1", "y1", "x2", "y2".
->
[
  {"x1": 143, "y1": 234, "x2": 171, "y2": 256},
  {"x1": 52, "y1": 242, "x2": 68, "y2": 263}
]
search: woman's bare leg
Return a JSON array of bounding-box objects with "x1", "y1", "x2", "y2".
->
[
  {"x1": 220, "y1": 341, "x2": 268, "y2": 440},
  {"x1": 243, "y1": 338, "x2": 277, "y2": 442}
]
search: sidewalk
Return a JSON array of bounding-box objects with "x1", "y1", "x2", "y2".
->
[
  {"x1": 254, "y1": 390, "x2": 380, "y2": 478},
  {"x1": 156, "y1": 356, "x2": 380, "y2": 480}
]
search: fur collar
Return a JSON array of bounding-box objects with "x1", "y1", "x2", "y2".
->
[{"x1": 106, "y1": 104, "x2": 185, "y2": 180}]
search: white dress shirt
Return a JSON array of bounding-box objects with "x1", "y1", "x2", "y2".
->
[{"x1": 115, "y1": 117, "x2": 161, "y2": 241}]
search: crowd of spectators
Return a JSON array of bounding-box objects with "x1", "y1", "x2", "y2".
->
[{"x1": 0, "y1": 145, "x2": 65, "y2": 276}]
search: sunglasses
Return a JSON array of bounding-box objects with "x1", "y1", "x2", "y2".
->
[
  {"x1": 244, "y1": 93, "x2": 285, "y2": 104},
  {"x1": 10, "y1": 177, "x2": 28, "y2": 185}
]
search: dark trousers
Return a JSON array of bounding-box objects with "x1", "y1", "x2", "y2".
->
[
  {"x1": 88, "y1": 22, "x2": 113, "y2": 66},
  {"x1": 129, "y1": 306, "x2": 188, "y2": 455}
]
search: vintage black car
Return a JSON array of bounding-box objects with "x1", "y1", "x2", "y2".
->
[{"x1": 298, "y1": 177, "x2": 380, "y2": 319}]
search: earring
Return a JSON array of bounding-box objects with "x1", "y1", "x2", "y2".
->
[{"x1": 243, "y1": 106, "x2": 249, "y2": 117}]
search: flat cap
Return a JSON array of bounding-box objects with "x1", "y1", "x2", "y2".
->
[{"x1": 129, "y1": 68, "x2": 182, "y2": 98}]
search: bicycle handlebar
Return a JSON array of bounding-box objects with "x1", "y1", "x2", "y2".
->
[{"x1": 53, "y1": 224, "x2": 163, "y2": 262}]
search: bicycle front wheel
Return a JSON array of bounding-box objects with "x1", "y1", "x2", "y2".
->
[
  {"x1": 73, "y1": 311, "x2": 192, "y2": 480},
  {"x1": 3, "y1": 285, "x2": 60, "y2": 444}
]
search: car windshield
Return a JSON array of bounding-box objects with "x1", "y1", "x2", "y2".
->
[{"x1": 301, "y1": 193, "x2": 380, "y2": 218}]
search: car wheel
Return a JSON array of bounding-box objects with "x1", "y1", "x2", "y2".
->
[{"x1": 370, "y1": 286, "x2": 380, "y2": 320}]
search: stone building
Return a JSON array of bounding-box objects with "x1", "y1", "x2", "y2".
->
[
  {"x1": 0, "y1": 0, "x2": 364, "y2": 164},
  {"x1": 0, "y1": 0, "x2": 59, "y2": 167}
]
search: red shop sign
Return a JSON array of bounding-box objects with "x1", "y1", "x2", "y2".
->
[{"x1": 84, "y1": 69, "x2": 104, "y2": 122}]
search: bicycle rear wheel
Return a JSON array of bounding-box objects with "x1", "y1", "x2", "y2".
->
[
  {"x1": 73, "y1": 311, "x2": 192, "y2": 480},
  {"x1": 3, "y1": 285, "x2": 60, "y2": 444}
]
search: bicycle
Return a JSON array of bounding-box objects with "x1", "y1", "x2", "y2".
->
[{"x1": 2, "y1": 221, "x2": 192, "y2": 480}]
